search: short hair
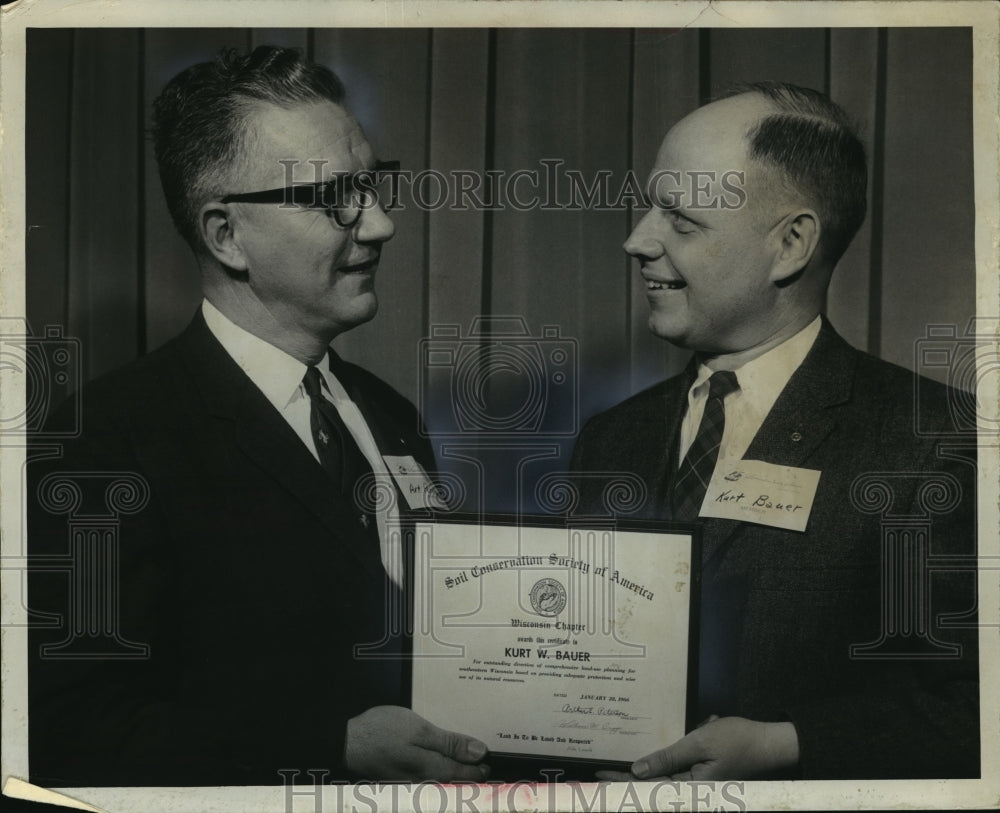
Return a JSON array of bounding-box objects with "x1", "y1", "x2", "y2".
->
[
  {"x1": 725, "y1": 81, "x2": 868, "y2": 268},
  {"x1": 152, "y1": 45, "x2": 346, "y2": 251}
]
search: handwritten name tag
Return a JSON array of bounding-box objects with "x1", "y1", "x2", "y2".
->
[
  {"x1": 383, "y1": 455, "x2": 448, "y2": 510},
  {"x1": 699, "y1": 458, "x2": 820, "y2": 532}
]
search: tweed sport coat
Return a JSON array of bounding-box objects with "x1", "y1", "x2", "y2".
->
[{"x1": 569, "y1": 319, "x2": 979, "y2": 779}]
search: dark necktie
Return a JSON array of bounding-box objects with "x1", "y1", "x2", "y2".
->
[
  {"x1": 301, "y1": 365, "x2": 374, "y2": 508},
  {"x1": 303, "y1": 366, "x2": 404, "y2": 704},
  {"x1": 672, "y1": 370, "x2": 740, "y2": 521}
]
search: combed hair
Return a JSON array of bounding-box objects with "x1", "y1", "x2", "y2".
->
[
  {"x1": 152, "y1": 46, "x2": 346, "y2": 250},
  {"x1": 724, "y1": 81, "x2": 868, "y2": 268}
]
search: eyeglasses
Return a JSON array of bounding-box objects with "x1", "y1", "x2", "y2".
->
[{"x1": 220, "y1": 160, "x2": 401, "y2": 229}]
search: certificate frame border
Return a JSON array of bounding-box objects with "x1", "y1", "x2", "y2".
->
[{"x1": 410, "y1": 511, "x2": 702, "y2": 775}]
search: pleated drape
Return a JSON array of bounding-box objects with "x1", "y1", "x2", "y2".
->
[{"x1": 26, "y1": 27, "x2": 975, "y2": 509}]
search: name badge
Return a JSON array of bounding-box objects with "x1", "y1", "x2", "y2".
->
[
  {"x1": 699, "y1": 458, "x2": 820, "y2": 532},
  {"x1": 383, "y1": 455, "x2": 448, "y2": 510}
]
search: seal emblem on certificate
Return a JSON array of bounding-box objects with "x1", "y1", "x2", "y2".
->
[
  {"x1": 529, "y1": 577, "x2": 567, "y2": 617},
  {"x1": 410, "y1": 514, "x2": 699, "y2": 773}
]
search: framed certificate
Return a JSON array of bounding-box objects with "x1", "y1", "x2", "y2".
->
[{"x1": 410, "y1": 514, "x2": 699, "y2": 774}]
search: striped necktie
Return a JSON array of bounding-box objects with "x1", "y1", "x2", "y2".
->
[{"x1": 672, "y1": 370, "x2": 740, "y2": 520}]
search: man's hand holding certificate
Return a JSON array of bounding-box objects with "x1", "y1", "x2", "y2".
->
[{"x1": 410, "y1": 518, "x2": 697, "y2": 770}]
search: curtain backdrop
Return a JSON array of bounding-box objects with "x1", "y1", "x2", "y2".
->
[{"x1": 25, "y1": 27, "x2": 975, "y2": 509}]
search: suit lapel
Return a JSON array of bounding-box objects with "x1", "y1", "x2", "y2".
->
[
  {"x1": 701, "y1": 319, "x2": 859, "y2": 566},
  {"x1": 653, "y1": 360, "x2": 697, "y2": 517},
  {"x1": 741, "y1": 322, "x2": 856, "y2": 467},
  {"x1": 599, "y1": 361, "x2": 695, "y2": 520},
  {"x1": 176, "y1": 312, "x2": 385, "y2": 578},
  {"x1": 329, "y1": 352, "x2": 414, "y2": 460}
]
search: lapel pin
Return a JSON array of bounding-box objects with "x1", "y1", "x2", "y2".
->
[
  {"x1": 359, "y1": 514, "x2": 370, "y2": 529},
  {"x1": 791, "y1": 431, "x2": 803, "y2": 442}
]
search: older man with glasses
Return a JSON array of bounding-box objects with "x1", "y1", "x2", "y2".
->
[{"x1": 28, "y1": 45, "x2": 487, "y2": 787}]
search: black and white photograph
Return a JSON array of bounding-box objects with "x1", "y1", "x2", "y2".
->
[{"x1": 1, "y1": 1, "x2": 997, "y2": 811}]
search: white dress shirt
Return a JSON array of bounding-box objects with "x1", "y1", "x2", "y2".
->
[
  {"x1": 202, "y1": 299, "x2": 404, "y2": 587},
  {"x1": 677, "y1": 317, "x2": 822, "y2": 467}
]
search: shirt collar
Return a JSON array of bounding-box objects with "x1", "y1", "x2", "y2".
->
[
  {"x1": 201, "y1": 299, "x2": 314, "y2": 412},
  {"x1": 690, "y1": 316, "x2": 822, "y2": 411}
]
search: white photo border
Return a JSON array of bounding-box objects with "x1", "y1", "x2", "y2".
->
[{"x1": 1, "y1": 2, "x2": 997, "y2": 811}]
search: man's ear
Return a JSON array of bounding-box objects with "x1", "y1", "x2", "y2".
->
[
  {"x1": 770, "y1": 210, "x2": 820, "y2": 284},
  {"x1": 199, "y1": 202, "x2": 249, "y2": 272}
]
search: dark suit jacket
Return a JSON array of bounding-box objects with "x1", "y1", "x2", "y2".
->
[
  {"x1": 570, "y1": 319, "x2": 979, "y2": 778},
  {"x1": 28, "y1": 311, "x2": 436, "y2": 786}
]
